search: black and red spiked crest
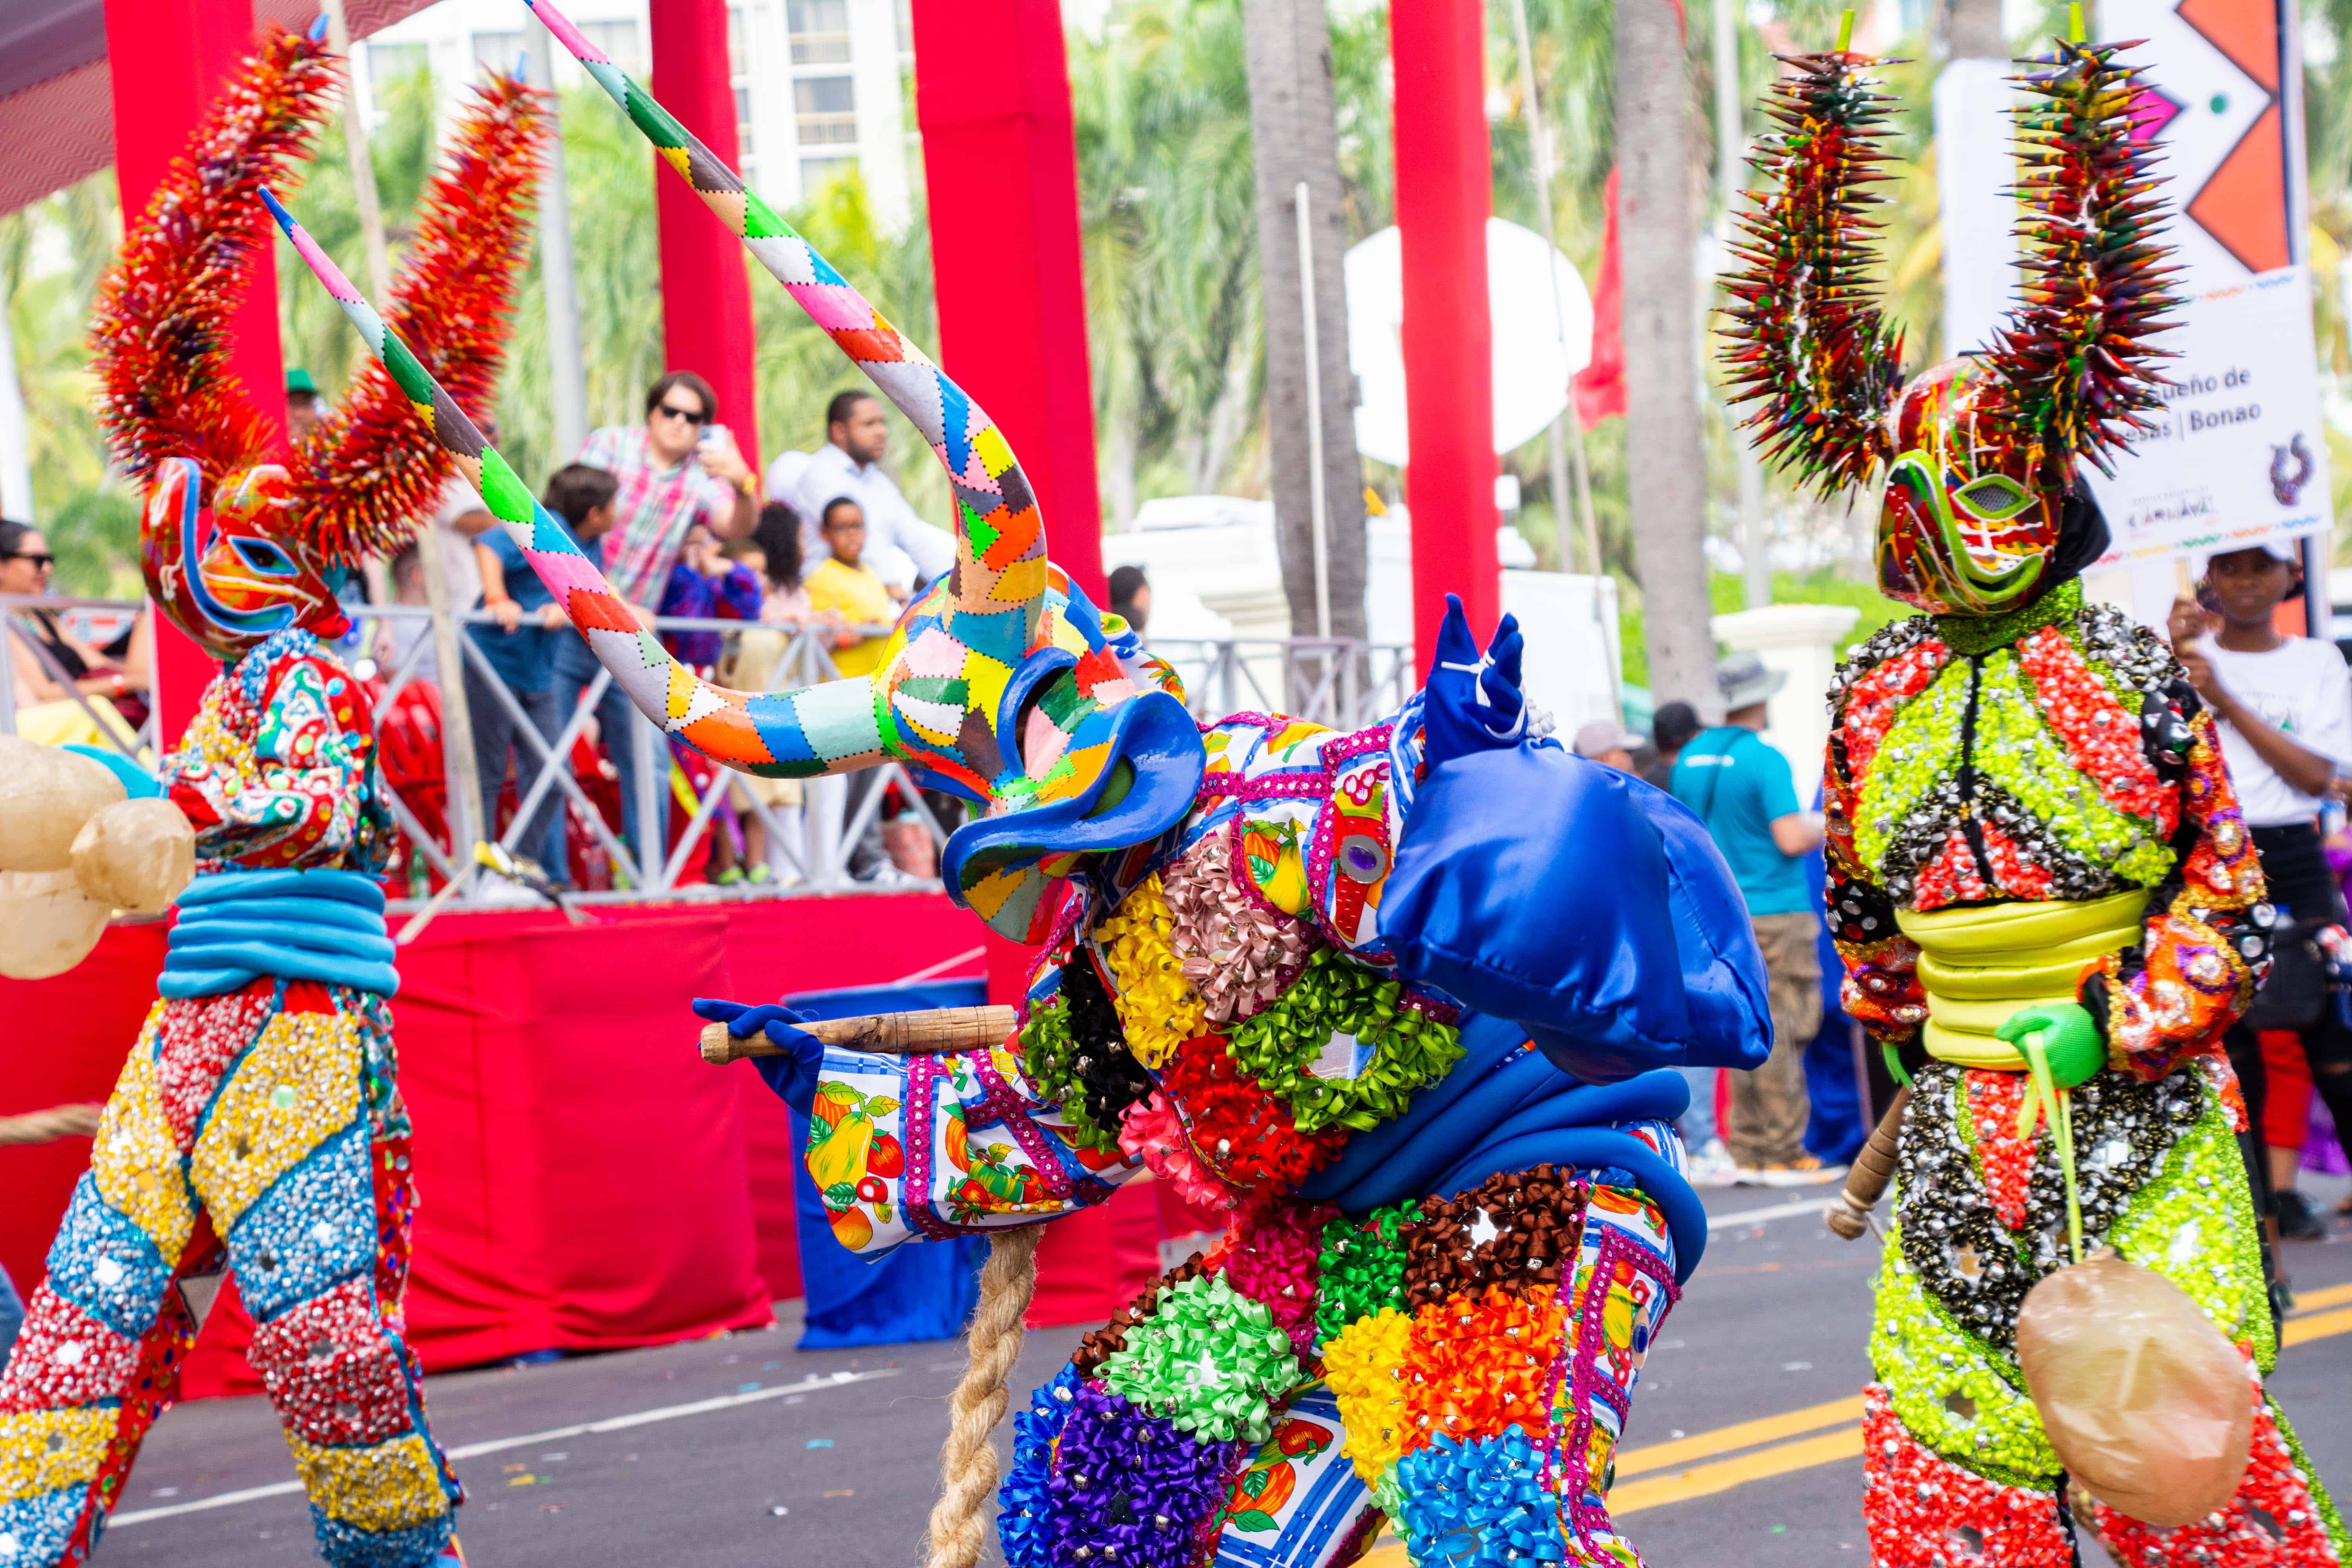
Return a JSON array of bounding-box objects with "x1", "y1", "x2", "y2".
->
[{"x1": 1718, "y1": 33, "x2": 2180, "y2": 616}]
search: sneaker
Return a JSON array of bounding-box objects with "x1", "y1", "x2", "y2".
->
[
  {"x1": 2276, "y1": 1188, "x2": 2328, "y2": 1241},
  {"x1": 1685, "y1": 1140, "x2": 1739, "y2": 1189},
  {"x1": 1760, "y1": 1156, "x2": 1845, "y2": 1188},
  {"x1": 714, "y1": 865, "x2": 745, "y2": 886}
]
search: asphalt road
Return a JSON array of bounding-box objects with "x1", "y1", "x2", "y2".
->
[{"x1": 90, "y1": 1174, "x2": 2352, "y2": 1568}]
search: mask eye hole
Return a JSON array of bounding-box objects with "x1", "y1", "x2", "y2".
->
[
  {"x1": 1952, "y1": 475, "x2": 2033, "y2": 521},
  {"x1": 228, "y1": 538, "x2": 298, "y2": 577}
]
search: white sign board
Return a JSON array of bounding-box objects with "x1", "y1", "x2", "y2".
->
[{"x1": 2088, "y1": 0, "x2": 2331, "y2": 578}]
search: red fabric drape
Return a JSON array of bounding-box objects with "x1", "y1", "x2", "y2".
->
[
  {"x1": 2, "y1": 890, "x2": 1182, "y2": 1392},
  {"x1": 1391, "y1": 0, "x2": 1501, "y2": 662},
  {"x1": 649, "y1": 0, "x2": 760, "y2": 464},
  {"x1": 911, "y1": 0, "x2": 1105, "y2": 603},
  {"x1": 0, "y1": 894, "x2": 983, "y2": 1394}
]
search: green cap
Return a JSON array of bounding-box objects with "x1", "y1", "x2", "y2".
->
[{"x1": 286, "y1": 368, "x2": 319, "y2": 396}]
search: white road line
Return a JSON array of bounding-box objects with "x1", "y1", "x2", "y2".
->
[
  {"x1": 1706, "y1": 1196, "x2": 1838, "y2": 1232},
  {"x1": 105, "y1": 1367, "x2": 900, "y2": 1528}
]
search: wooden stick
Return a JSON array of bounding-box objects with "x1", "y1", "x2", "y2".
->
[
  {"x1": 697, "y1": 1005, "x2": 1018, "y2": 1065},
  {"x1": 0, "y1": 1103, "x2": 103, "y2": 1146},
  {"x1": 1827, "y1": 1084, "x2": 1911, "y2": 1239}
]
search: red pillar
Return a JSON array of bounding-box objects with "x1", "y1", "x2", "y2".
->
[
  {"x1": 910, "y1": 0, "x2": 1104, "y2": 609},
  {"x1": 1391, "y1": 0, "x2": 1499, "y2": 668},
  {"x1": 106, "y1": 0, "x2": 288, "y2": 745},
  {"x1": 650, "y1": 0, "x2": 761, "y2": 464}
]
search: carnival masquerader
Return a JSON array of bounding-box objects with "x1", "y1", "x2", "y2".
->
[
  {"x1": 0, "y1": 30, "x2": 543, "y2": 1568},
  {"x1": 1720, "y1": 22, "x2": 2348, "y2": 1566},
  {"x1": 274, "y1": 2, "x2": 1774, "y2": 1561}
]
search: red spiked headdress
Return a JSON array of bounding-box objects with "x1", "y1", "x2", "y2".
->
[{"x1": 93, "y1": 25, "x2": 545, "y2": 658}]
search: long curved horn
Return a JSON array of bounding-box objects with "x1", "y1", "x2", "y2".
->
[
  {"x1": 525, "y1": 0, "x2": 1049, "y2": 664},
  {"x1": 264, "y1": 187, "x2": 888, "y2": 780}
]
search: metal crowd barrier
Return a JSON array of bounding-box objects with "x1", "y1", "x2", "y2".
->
[{"x1": 2, "y1": 593, "x2": 1410, "y2": 916}]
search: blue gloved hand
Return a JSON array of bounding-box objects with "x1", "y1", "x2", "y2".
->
[
  {"x1": 1422, "y1": 594, "x2": 1529, "y2": 768},
  {"x1": 693, "y1": 998, "x2": 824, "y2": 1115}
]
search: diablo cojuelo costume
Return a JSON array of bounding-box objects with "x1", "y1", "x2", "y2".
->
[
  {"x1": 1723, "y1": 34, "x2": 2347, "y2": 1566},
  {"x1": 277, "y1": 3, "x2": 1769, "y2": 1562},
  {"x1": 0, "y1": 31, "x2": 542, "y2": 1568}
]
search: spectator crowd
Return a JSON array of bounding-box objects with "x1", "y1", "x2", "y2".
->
[{"x1": 336, "y1": 365, "x2": 952, "y2": 896}]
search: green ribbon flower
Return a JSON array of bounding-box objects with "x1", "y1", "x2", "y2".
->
[
  {"x1": 1225, "y1": 951, "x2": 1463, "y2": 1134},
  {"x1": 1095, "y1": 1273, "x2": 1302, "y2": 1445}
]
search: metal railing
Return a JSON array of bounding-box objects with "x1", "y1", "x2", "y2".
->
[
  {"x1": 0, "y1": 594, "x2": 162, "y2": 761},
  {"x1": 1143, "y1": 637, "x2": 1414, "y2": 731},
  {"x1": 2, "y1": 593, "x2": 1412, "y2": 917}
]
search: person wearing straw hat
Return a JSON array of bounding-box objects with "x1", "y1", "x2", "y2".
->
[
  {"x1": 277, "y1": 5, "x2": 1788, "y2": 1561},
  {"x1": 1722, "y1": 19, "x2": 2345, "y2": 1565}
]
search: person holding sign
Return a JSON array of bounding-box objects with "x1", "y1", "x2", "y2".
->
[{"x1": 2171, "y1": 546, "x2": 2352, "y2": 1242}]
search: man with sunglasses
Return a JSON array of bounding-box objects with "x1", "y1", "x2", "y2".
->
[
  {"x1": 573, "y1": 372, "x2": 760, "y2": 873},
  {"x1": 579, "y1": 371, "x2": 759, "y2": 610}
]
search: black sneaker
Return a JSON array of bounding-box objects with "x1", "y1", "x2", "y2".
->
[{"x1": 2277, "y1": 1188, "x2": 2328, "y2": 1241}]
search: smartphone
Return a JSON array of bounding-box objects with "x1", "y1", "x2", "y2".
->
[{"x1": 698, "y1": 422, "x2": 729, "y2": 454}]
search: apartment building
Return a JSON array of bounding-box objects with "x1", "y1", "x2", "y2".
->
[{"x1": 358, "y1": 0, "x2": 913, "y2": 226}]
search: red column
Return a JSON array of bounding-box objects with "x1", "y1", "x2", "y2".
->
[
  {"x1": 650, "y1": 0, "x2": 761, "y2": 463},
  {"x1": 106, "y1": 0, "x2": 288, "y2": 745},
  {"x1": 910, "y1": 0, "x2": 1103, "y2": 608},
  {"x1": 1391, "y1": 0, "x2": 1499, "y2": 668}
]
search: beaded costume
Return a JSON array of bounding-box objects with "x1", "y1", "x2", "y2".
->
[
  {"x1": 0, "y1": 31, "x2": 541, "y2": 1568},
  {"x1": 279, "y1": 4, "x2": 1776, "y2": 1562},
  {"x1": 1722, "y1": 32, "x2": 2348, "y2": 1566}
]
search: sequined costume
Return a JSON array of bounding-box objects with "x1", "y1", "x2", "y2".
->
[
  {"x1": 0, "y1": 28, "x2": 540, "y2": 1568},
  {"x1": 282, "y1": 5, "x2": 1775, "y2": 1561},
  {"x1": 1723, "y1": 29, "x2": 2347, "y2": 1566},
  {"x1": 804, "y1": 702, "x2": 1740, "y2": 1568}
]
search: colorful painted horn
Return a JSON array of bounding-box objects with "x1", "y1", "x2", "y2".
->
[
  {"x1": 524, "y1": 0, "x2": 1049, "y2": 661},
  {"x1": 263, "y1": 186, "x2": 892, "y2": 780}
]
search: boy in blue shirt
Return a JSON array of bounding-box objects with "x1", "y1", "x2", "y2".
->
[
  {"x1": 1671, "y1": 652, "x2": 1831, "y2": 1185},
  {"x1": 466, "y1": 464, "x2": 617, "y2": 882}
]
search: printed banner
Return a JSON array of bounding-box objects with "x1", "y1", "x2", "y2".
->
[{"x1": 2088, "y1": 0, "x2": 2332, "y2": 568}]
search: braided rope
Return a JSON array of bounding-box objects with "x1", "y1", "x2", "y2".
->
[
  {"x1": 0, "y1": 1104, "x2": 103, "y2": 1146},
  {"x1": 924, "y1": 1225, "x2": 1043, "y2": 1568}
]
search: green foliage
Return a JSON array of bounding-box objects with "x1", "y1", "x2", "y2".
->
[
  {"x1": 275, "y1": 65, "x2": 442, "y2": 403},
  {"x1": 0, "y1": 172, "x2": 129, "y2": 591},
  {"x1": 7, "y1": 0, "x2": 2242, "y2": 615},
  {"x1": 1614, "y1": 569, "x2": 1905, "y2": 689}
]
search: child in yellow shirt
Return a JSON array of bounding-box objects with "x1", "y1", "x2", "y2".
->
[{"x1": 804, "y1": 496, "x2": 902, "y2": 677}]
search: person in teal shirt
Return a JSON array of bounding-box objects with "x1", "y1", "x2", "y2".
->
[{"x1": 1671, "y1": 652, "x2": 1831, "y2": 1185}]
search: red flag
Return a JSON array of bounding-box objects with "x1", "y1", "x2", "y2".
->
[{"x1": 1573, "y1": 167, "x2": 1625, "y2": 426}]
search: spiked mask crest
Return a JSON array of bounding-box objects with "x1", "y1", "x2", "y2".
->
[{"x1": 1719, "y1": 36, "x2": 2179, "y2": 616}]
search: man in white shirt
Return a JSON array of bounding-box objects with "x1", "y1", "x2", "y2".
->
[
  {"x1": 768, "y1": 390, "x2": 955, "y2": 590},
  {"x1": 2169, "y1": 541, "x2": 2352, "y2": 1241}
]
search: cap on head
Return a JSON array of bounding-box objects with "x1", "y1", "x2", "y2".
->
[{"x1": 1571, "y1": 720, "x2": 1643, "y2": 760}]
